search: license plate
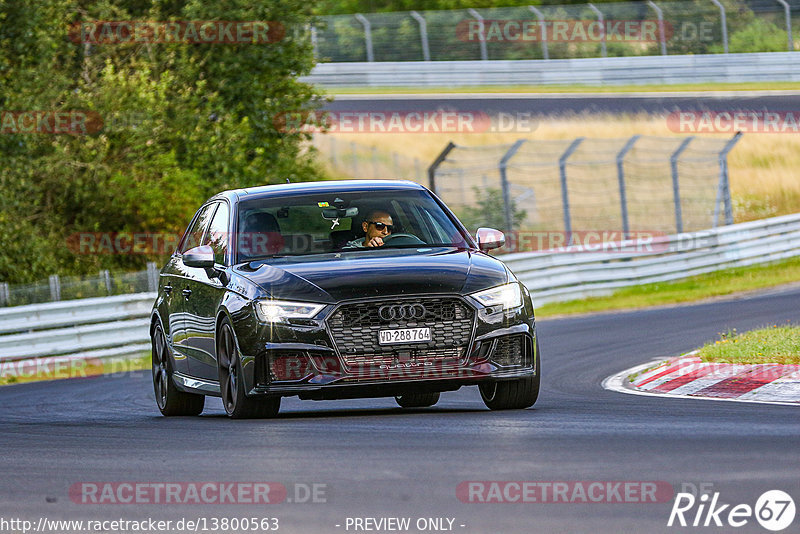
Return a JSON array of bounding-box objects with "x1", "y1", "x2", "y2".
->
[{"x1": 378, "y1": 327, "x2": 432, "y2": 345}]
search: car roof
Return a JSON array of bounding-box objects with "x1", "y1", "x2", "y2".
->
[{"x1": 214, "y1": 180, "x2": 425, "y2": 203}]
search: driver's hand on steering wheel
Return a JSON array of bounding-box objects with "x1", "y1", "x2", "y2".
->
[{"x1": 365, "y1": 236, "x2": 385, "y2": 247}]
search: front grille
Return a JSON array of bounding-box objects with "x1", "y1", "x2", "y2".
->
[{"x1": 327, "y1": 297, "x2": 475, "y2": 367}]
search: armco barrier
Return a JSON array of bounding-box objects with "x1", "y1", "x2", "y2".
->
[
  {"x1": 1, "y1": 212, "x2": 799, "y2": 367},
  {"x1": 501, "y1": 212, "x2": 800, "y2": 304},
  {"x1": 301, "y1": 52, "x2": 800, "y2": 87}
]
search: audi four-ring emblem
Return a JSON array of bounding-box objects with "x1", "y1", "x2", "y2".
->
[{"x1": 378, "y1": 304, "x2": 427, "y2": 320}]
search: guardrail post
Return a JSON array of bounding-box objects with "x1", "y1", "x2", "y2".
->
[
  {"x1": 410, "y1": 11, "x2": 431, "y2": 61},
  {"x1": 646, "y1": 0, "x2": 667, "y2": 55},
  {"x1": 528, "y1": 6, "x2": 549, "y2": 60},
  {"x1": 714, "y1": 132, "x2": 742, "y2": 226},
  {"x1": 354, "y1": 14, "x2": 374, "y2": 62},
  {"x1": 559, "y1": 138, "x2": 584, "y2": 244},
  {"x1": 428, "y1": 141, "x2": 456, "y2": 195},
  {"x1": 0, "y1": 282, "x2": 9, "y2": 307},
  {"x1": 616, "y1": 135, "x2": 640, "y2": 239},
  {"x1": 710, "y1": 0, "x2": 729, "y2": 53},
  {"x1": 670, "y1": 137, "x2": 694, "y2": 234},
  {"x1": 100, "y1": 270, "x2": 112, "y2": 295},
  {"x1": 588, "y1": 4, "x2": 608, "y2": 58},
  {"x1": 147, "y1": 262, "x2": 159, "y2": 292},
  {"x1": 776, "y1": 0, "x2": 793, "y2": 51},
  {"x1": 499, "y1": 140, "x2": 527, "y2": 239},
  {"x1": 467, "y1": 8, "x2": 489, "y2": 60},
  {"x1": 49, "y1": 275, "x2": 61, "y2": 302}
]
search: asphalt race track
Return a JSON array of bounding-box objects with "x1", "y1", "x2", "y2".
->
[
  {"x1": 327, "y1": 92, "x2": 800, "y2": 116},
  {"x1": 1, "y1": 287, "x2": 799, "y2": 534}
]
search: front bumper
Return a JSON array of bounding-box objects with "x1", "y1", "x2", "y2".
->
[{"x1": 238, "y1": 292, "x2": 537, "y2": 400}]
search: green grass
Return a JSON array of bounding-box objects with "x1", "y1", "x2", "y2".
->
[
  {"x1": 328, "y1": 82, "x2": 800, "y2": 95},
  {"x1": 0, "y1": 353, "x2": 150, "y2": 386},
  {"x1": 696, "y1": 326, "x2": 800, "y2": 365},
  {"x1": 536, "y1": 256, "x2": 800, "y2": 317}
]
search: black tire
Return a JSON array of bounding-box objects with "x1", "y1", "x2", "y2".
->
[
  {"x1": 217, "y1": 319, "x2": 281, "y2": 419},
  {"x1": 479, "y1": 340, "x2": 540, "y2": 410},
  {"x1": 395, "y1": 392, "x2": 440, "y2": 408},
  {"x1": 152, "y1": 324, "x2": 205, "y2": 416}
]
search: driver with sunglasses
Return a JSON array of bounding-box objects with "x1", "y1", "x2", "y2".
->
[{"x1": 344, "y1": 209, "x2": 394, "y2": 248}]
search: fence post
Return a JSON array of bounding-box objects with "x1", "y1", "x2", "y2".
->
[
  {"x1": 147, "y1": 262, "x2": 159, "y2": 292},
  {"x1": 410, "y1": 11, "x2": 431, "y2": 61},
  {"x1": 49, "y1": 275, "x2": 61, "y2": 302},
  {"x1": 588, "y1": 4, "x2": 607, "y2": 58},
  {"x1": 428, "y1": 142, "x2": 456, "y2": 195},
  {"x1": 716, "y1": 132, "x2": 742, "y2": 226},
  {"x1": 309, "y1": 25, "x2": 319, "y2": 59},
  {"x1": 776, "y1": 0, "x2": 793, "y2": 51},
  {"x1": 499, "y1": 140, "x2": 527, "y2": 239},
  {"x1": 559, "y1": 138, "x2": 584, "y2": 244},
  {"x1": 670, "y1": 137, "x2": 694, "y2": 234},
  {"x1": 467, "y1": 8, "x2": 489, "y2": 60},
  {"x1": 351, "y1": 142, "x2": 359, "y2": 176},
  {"x1": 0, "y1": 282, "x2": 9, "y2": 307},
  {"x1": 646, "y1": 1, "x2": 667, "y2": 55},
  {"x1": 371, "y1": 146, "x2": 380, "y2": 178},
  {"x1": 528, "y1": 6, "x2": 549, "y2": 59},
  {"x1": 100, "y1": 269, "x2": 112, "y2": 295},
  {"x1": 354, "y1": 14, "x2": 374, "y2": 62},
  {"x1": 710, "y1": 0, "x2": 729, "y2": 53},
  {"x1": 616, "y1": 135, "x2": 640, "y2": 239}
]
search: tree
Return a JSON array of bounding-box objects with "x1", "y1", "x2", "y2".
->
[{"x1": 0, "y1": 0, "x2": 324, "y2": 283}]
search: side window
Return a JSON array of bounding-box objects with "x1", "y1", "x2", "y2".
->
[
  {"x1": 203, "y1": 202, "x2": 229, "y2": 265},
  {"x1": 179, "y1": 203, "x2": 216, "y2": 254}
]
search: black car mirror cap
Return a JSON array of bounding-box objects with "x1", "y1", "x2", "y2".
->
[
  {"x1": 322, "y1": 207, "x2": 358, "y2": 220},
  {"x1": 183, "y1": 245, "x2": 215, "y2": 268},
  {"x1": 476, "y1": 228, "x2": 505, "y2": 251}
]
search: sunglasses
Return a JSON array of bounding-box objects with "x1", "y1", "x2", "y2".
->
[{"x1": 367, "y1": 221, "x2": 394, "y2": 232}]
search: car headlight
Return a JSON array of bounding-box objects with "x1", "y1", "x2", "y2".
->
[
  {"x1": 255, "y1": 300, "x2": 326, "y2": 323},
  {"x1": 471, "y1": 283, "x2": 523, "y2": 310}
]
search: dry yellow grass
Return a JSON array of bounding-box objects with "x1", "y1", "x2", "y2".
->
[{"x1": 317, "y1": 113, "x2": 800, "y2": 222}]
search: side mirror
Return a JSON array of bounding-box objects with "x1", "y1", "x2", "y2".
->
[
  {"x1": 183, "y1": 245, "x2": 215, "y2": 268},
  {"x1": 476, "y1": 228, "x2": 505, "y2": 252}
]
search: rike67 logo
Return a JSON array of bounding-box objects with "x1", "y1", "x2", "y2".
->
[{"x1": 668, "y1": 490, "x2": 795, "y2": 531}]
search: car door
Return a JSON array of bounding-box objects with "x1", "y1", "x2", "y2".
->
[
  {"x1": 183, "y1": 201, "x2": 231, "y2": 380},
  {"x1": 167, "y1": 202, "x2": 217, "y2": 375}
]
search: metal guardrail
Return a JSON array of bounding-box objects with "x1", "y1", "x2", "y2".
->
[
  {"x1": 1, "y1": 212, "x2": 799, "y2": 366},
  {"x1": 500, "y1": 212, "x2": 800, "y2": 303},
  {"x1": 301, "y1": 52, "x2": 800, "y2": 87}
]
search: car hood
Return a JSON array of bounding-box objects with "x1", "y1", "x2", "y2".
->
[{"x1": 234, "y1": 248, "x2": 509, "y2": 302}]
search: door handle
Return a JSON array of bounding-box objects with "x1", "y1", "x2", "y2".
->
[
  {"x1": 182, "y1": 288, "x2": 192, "y2": 298},
  {"x1": 163, "y1": 284, "x2": 173, "y2": 295}
]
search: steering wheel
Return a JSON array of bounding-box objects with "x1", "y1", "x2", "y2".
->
[{"x1": 381, "y1": 233, "x2": 426, "y2": 246}]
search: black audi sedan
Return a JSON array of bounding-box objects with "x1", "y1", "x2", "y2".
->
[{"x1": 150, "y1": 180, "x2": 539, "y2": 418}]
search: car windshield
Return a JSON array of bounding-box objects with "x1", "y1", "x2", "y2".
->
[{"x1": 235, "y1": 188, "x2": 471, "y2": 263}]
